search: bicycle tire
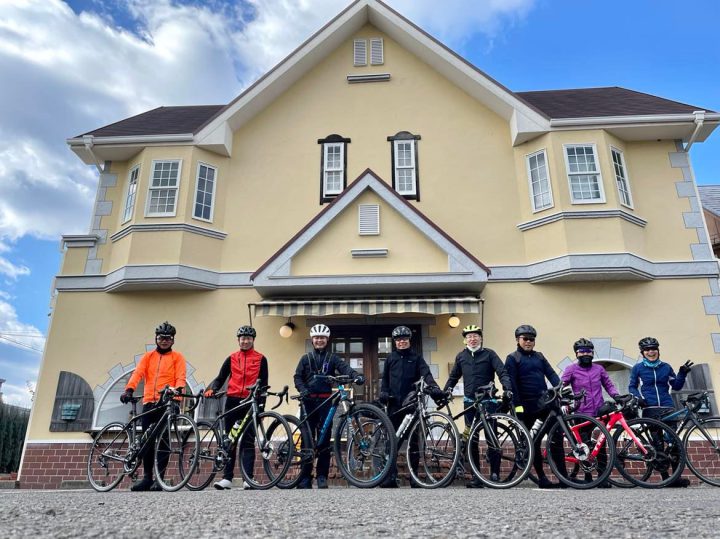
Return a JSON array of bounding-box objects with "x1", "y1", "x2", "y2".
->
[
  {"x1": 183, "y1": 420, "x2": 221, "y2": 491},
  {"x1": 154, "y1": 413, "x2": 199, "y2": 492},
  {"x1": 683, "y1": 416, "x2": 720, "y2": 487},
  {"x1": 546, "y1": 413, "x2": 615, "y2": 489},
  {"x1": 239, "y1": 411, "x2": 293, "y2": 489},
  {"x1": 613, "y1": 417, "x2": 684, "y2": 488},
  {"x1": 333, "y1": 402, "x2": 398, "y2": 488},
  {"x1": 467, "y1": 413, "x2": 534, "y2": 489},
  {"x1": 406, "y1": 411, "x2": 461, "y2": 488},
  {"x1": 276, "y1": 415, "x2": 313, "y2": 489},
  {"x1": 87, "y1": 422, "x2": 131, "y2": 492}
]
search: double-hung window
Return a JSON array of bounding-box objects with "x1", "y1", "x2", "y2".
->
[
  {"x1": 526, "y1": 149, "x2": 553, "y2": 212},
  {"x1": 611, "y1": 147, "x2": 633, "y2": 208},
  {"x1": 193, "y1": 162, "x2": 217, "y2": 222},
  {"x1": 146, "y1": 160, "x2": 181, "y2": 216},
  {"x1": 318, "y1": 134, "x2": 350, "y2": 203},
  {"x1": 564, "y1": 144, "x2": 605, "y2": 203},
  {"x1": 388, "y1": 131, "x2": 421, "y2": 199},
  {"x1": 121, "y1": 165, "x2": 139, "y2": 224}
]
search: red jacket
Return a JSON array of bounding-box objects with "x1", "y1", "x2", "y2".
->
[
  {"x1": 126, "y1": 350, "x2": 187, "y2": 404},
  {"x1": 208, "y1": 348, "x2": 268, "y2": 399}
]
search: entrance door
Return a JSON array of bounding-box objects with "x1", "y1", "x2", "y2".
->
[{"x1": 330, "y1": 325, "x2": 422, "y2": 401}]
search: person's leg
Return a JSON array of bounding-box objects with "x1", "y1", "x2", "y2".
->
[
  {"x1": 380, "y1": 405, "x2": 402, "y2": 487},
  {"x1": 132, "y1": 403, "x2": 164, "y2": 491},
  {"x1": 221, "y1": 397, "x2": 246, "y2": 482},
  {"x1": 464, "y1": 407, "x2": 483, "y2": 487},
  {"x1": 313, "y1": 400, "x2": 334, "y2": 483}
]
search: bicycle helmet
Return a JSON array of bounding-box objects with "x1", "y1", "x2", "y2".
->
[
  {"x1": 514, "y1": 324, "x2": 537, "y2": 338},
  {"x1": 462, "y1": 324, "x2": 482, "y2": 337},
  {"x1": 236, "y1": 325, "x2": 257, "y2": 338},
  {"x1": 310, "y1": 324, "x2": 331, "y2": 338},
  {"x1": 638, "y1": 336, "x2": 660, "y2": 351},
  {"x1": 155, "y1": 321, "x2": 176, "y2": 336},
  {"x1": 573, "y1": 338, "x2": 595, "y2": 352},
  {"x1": 391, "y1": 326, "x2": 412, "y2": 340}
]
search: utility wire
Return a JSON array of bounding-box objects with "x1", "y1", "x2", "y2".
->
[{"x1": 0, "y1": 334, "x2": 44, "y2": 352}]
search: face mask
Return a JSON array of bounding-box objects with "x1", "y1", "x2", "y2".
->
[{"x1": 578, "y1": 355, "x2": 593, "y2": 367}]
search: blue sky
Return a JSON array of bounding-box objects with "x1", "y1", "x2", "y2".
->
[{"x1": 0, "y1": 0, "x2": 718, "y2": 407}]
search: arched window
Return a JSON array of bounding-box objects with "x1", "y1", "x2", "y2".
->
[{"x1": 94, "y1": 372, "x2": 144, "y2": 429}]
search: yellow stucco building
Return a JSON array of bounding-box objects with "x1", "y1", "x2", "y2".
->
[{"x1": 19, "y1": 0, "x2": 720, "y2": 488}]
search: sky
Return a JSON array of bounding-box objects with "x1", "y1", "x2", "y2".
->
[{"x1": 0, "y1": 0, "x2": 719, "y2": 407}]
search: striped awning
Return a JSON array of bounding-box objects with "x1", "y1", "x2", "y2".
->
[{"x1": 251, "y1": 296, "x2": 483, "y2": 317}]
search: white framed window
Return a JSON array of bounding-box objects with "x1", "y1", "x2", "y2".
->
[
  {"x1": 323, "y1": 143, "x2": 344, "y2": 197},
  {"x1": 146, "y1": 160, "x2": 181, "y2": 216},
  {"x1": 353, "y1": 39, "x2": 367, "y2": 66},
  {"x1": 193, "y1": 162, "x2": 217, "y2": 222},
  {"x1": 611, "y1": 147, "x2": 633, "y2": 208},
  {"x1": 121, "y1": 165, "x2": 140, "y2": 224},
  {"x1": 526, "y1": 149, "x2": 554, "y2": 212},
  {"x1": 393, "y1": 139, "x2": 417, "y2": 196},
  {"x1": 563, "y1": 144, "x2": 605, "y2": 203},
  {"x1": 370, "y1": 38, "x2": 384, "y2": 65}
]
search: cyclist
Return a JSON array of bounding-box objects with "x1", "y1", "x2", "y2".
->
[
  {"x1": 378, "y1": 325, "x2": 444, "y2": 488},
  {"x1": 629, "y1": 336, "x2": 693, "y2": 487},
  {"x1": 505, "y1": 324, "x2": 566, "y2": 489},
  {"x1": 120, "y1": 321, "x2": 187, "y2": 492},
  {"x1": 293, "y1": 323, "x2": 364, "y2": 489},
  {"x1": 204, "y1": 325, "x2": 268, "y2": 490},
  {"x1": 561, "y1": 338, "x2": 620, "y2": 487},
  {"x1": 443, "y1": 324, "x2": 511, "y2": 488}
]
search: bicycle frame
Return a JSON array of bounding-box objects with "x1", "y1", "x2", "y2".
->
[{"x1": 294, "y1": 380, "x2": 352, "y2": 454}]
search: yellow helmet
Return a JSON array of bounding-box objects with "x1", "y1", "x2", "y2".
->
[{"x1": 462, "y1": 324, "x2": 482, "y2": 337}]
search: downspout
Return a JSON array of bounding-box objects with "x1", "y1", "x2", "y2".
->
[
  {"x1": 684, "y1": 110, "x2": 706, "y2": 152},
  {"x1": 82, "y1": 135, "x2": 105, "y2": 174}
]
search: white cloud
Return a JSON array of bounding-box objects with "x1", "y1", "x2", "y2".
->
[
  {"x1": 0, "y1": 299, "x2": 45, "y2": 353},
  {"x1": 0, "y1": 380, "x2": 34, "y2": 408}
]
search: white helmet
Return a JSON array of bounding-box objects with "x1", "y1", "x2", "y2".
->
[{"x1": 310, "y1": 324, "x2": 331, "y2": 337}]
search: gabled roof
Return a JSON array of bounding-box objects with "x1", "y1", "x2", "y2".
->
[
  {"x1": 251, "y1": 168, "x2": 490, "y2": 297},
  {"x1": 698, "y1": 185, "x2": 720, "y2": 218}
]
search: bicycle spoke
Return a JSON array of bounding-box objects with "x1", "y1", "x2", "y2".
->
[
  {"x1": 154, "y1": 414, "x2": 199, "y2": 492},
  {"x1": 407, "y1": 412, "x2": 461, "y2": 488},
  {"x1": 240, "y1": 412, "x2": 292, "y2": 490},
  {"x1": 684, "y1": 417, "x2": 720, "y2": 486},
  {"x1": 184, "y1": 421, "x2": 220, "y2": 491},
  {"x1": 87, "y1": 422, "x2": 130, "y2": 492}
]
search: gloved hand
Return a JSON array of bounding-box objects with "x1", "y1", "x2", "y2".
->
[
  {"x1": 613, "y1": 394, "x2": 624, "y2": 403},
  {"x1": 354, "y1": 375, "x2": 366, "y2": 386},
  {"x1": 378, "y1": 391, "x2": 389, "y2": 405},
  {"x1": 203, "y1": 388, "x2": 215, "y2": 398},
  {"x1": 429, "y1": 386, "x2": 445, "y2": 400},
  {"x1": 679, "y1": 361, "x2": 694, "y2": 375},
  {"x1": 299, "y1": 389, "x2": 311, "y2": 400},
  {"x1": 443, "y1": 388, "x2": 453, "y2": 400},
  {"x1": 637, "y1": 396, "x2": 648, "y2": 408},
  {"x1": 501, "y1": 389, "x2": 513, "y2": 401},
  {"x1": 120, "y1": 388, "x2": 134, "y2": 404}
]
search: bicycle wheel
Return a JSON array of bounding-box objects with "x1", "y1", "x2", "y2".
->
[
  {"x1": 684, "y1": 417, "x2": 720, "y2": 486},
  {"x1": 333, "y1": 402, "x2": 398, "y2": 488},
  {"x1": 546, "y1": 413, "x2": 615, "y2": 489},
  {"x1": 276, "y1": 415, "x2": 313, "y2": 489},
  {"x1": 87, "y1": 422, "x2": 131, "y2": 492},
  {"x1": 239, "y1": 411, "x2": 292, "y2": 489},
  {"x1": 406, "y1": 411, "x2": 461, "y2": 488},
  {"x1": 183, "y1": 421, "x2": 222, "y2": 491},
  {"x1": 613, "y1": 417, "x2": 684, "y2": 488},
  {"x1": 154, "y1": 413, "x2": 199, "y2": 492},
  {"x1": 467, "y1": 413, "x2": 534, "y2": 488}
]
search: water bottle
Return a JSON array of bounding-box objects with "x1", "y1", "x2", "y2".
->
[
  {"x1": 529, "y1": 418, "x2": 543, "y2": 439},
  {"x1": 462, "y1": 426, "x2": 471, "y2": 441},
  {"x1": 228, "y1": 421, "x2": 242, "y2": 443},
  {"x1": 397, "y1": 414, "x2": 414, "y2": 437}
]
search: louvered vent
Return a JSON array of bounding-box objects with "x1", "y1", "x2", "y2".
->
[
  {"x1": 354, "y1": 39, "x2": 367, "y2": 66},
  {"x1": 370, "y1": 38, "x2": 384, "y2": 65},
  {"x1": 358, "y1": 204, "x2": 380, "y2": 235}
]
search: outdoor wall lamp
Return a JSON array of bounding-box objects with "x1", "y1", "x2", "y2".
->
[
  {"x1": 448, "y1": 314, "x2": 460, "y2": 328},
  {"x1": 279, "y1": 319, "x2": 295, "y2": 338}
]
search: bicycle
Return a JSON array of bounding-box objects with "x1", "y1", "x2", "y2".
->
[
  {"x1": 183, "y1": 382, "x2": 292, "y2": 490},
  {"x1": 278, "y1": 375, "x2": 398, "y2": 489},
  {"x1": 653, "y1": 391, "x2": 720, "y2": 486},
  {"x1": 441, "y1": 382, "x2": 533, "y2": 488},
  {"x1": 87, "y1": 386, "x2": 200, "y2": 492}
]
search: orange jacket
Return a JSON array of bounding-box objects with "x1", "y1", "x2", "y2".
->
[{"x1": 126, "y1": 350, "x2": 187, "y2": 404}]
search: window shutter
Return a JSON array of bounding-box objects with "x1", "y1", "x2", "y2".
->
[
  {"x1": 354, "y1": 39, "x2": 367, "y2": 66},
  {"x1": 358, "y1": 204, "x2": 380, "y2": 235},
  {"x1": 370, "y1": 38, "x2": 384, "y2": 65}
]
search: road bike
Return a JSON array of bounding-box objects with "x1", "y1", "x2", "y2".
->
[
  {"x1": 87, "y1": 386, "x2": 200, "y2": 492},
  {"x1": 278, "y1": 375, "x2": 397, "y2": 489},
  {"x1": 183, "y1": 382, "x2": 292, "y2": 490}
]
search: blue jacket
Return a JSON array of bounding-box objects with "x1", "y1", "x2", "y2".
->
[
  {"x1": 505, "y1": 348, "x2": 560, "y2": 412},
  {"x1": 628, "y1": 360, "x2": 687, "y2": 407}
]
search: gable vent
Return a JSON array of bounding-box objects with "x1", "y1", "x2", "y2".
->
[
  {"x1": 359, "y1": 204, "x2": 380, "y2": 235},
  {"x1": 354, "y1": 39, "x2": 367, "y2": 66},
  {"x1": 370, "y1": 38, "x2": 384, "y2": 65}
]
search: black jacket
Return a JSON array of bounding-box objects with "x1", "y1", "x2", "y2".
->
[
  {"x1": 293, "y1": 348, "x2": 357, "y2": 395},
  {"x1": 444, "y1": 347, "x2": 510, "y2": 399},
  {"x1": 380, "y1": 349, "x2": 439, "y2": 406},
  {"x1": 505, "y1": 348, "x2": 560, "y2": 412}
]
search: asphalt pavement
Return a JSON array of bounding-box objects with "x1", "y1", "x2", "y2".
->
[{"x1": 1, "y1": 483, "x2": 719, "y2": 538}]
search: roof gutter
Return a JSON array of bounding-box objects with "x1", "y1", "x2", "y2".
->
[
  {"x1": 549, "y1": 111, "x2": 720, "y2": 128},
  {"x1": 683, "y1": 111, "x2": 706, "y2": 152},
  {"x1": 67, "y1": 133, "x2": 194, "y2": 146},
  {"x1": 81, "y1": 136, "x2": 104, "y2": 174}
]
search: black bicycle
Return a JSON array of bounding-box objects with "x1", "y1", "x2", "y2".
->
[
  {"x1": 184, "y1": 383, "x2": 293, "y2": 490},
  {"x1": 279, "y1": 375, "x2": 397, "y2": 489},
  {"x1": 87, "y1": 386, "x2": 200, "y2": 492}
]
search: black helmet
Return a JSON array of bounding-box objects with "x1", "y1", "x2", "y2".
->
[
  {"x1": 462, "y1": 324, "x2": 482, "y2": 337},
  {"x1": 515, "y1": 324, "x2": 537, "y2": 338},
  {"x1": 573, "y1": 338, "x2": 594, "y2": 352},
  {"x1": 237, "y1": 325, "x2": 257, "y2": 338},
  {"x1": 392, "y1": 326, "x2": 412, "y2": 339},
  {"x1": 155, "y1": 321, "x2": 176, "y2": 336},
  {"x1": 638, "y1": 337, "x2": 659, "y2": 351}
]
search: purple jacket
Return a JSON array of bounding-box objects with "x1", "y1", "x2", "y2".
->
[{"x1": 561, "y1": 363, "x2": 619, "y2": 416}]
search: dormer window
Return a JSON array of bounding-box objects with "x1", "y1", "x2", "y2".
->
[
  {"x1": 387, "y1": 131, "x2": 421, "y2": 200},
  {"x1": 318, "y1": 134, "x2": 351, "y2": 203}
]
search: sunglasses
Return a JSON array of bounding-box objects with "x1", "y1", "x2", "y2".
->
[
  {"x1": 520, "y1": 336, "x2": 535, "y2": 342},
  {"x1": 157, "y1": 334, "x2": 174, "y2": 340},
  {"x1": 642, "y1": 347, "x2": 659, "y2": 352},
  {"x1": 576, "y1": 348, "x2": 594, "y2": 354}
]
